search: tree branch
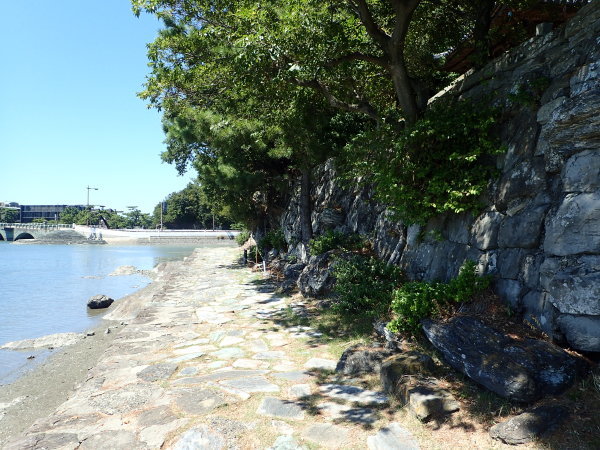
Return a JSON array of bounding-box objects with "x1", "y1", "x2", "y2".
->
[
  {"x1": 388, "y1": 0, "x2": 421, "y2": 48},
  {"x1": 348, "y1": 0, "x2": 390, "y2": 49},
  {"x1": 293, "y1": 77, "x2": 380, "y2": 121}
]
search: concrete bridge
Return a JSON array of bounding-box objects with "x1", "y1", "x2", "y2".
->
[{"x1": 0, "y1": 223, "x2": 75, "y2": 241}]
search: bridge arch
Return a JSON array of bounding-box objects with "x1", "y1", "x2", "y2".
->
[
  {"x1": 0, "y1": 233, "x2": 4, "y2": 241},
  {"x1": 14, "y1": 232, "x2": 35, "y2": 241}
]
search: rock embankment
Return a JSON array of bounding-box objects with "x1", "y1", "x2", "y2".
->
[{"x1": 280, "y1": 1, "x2": 600, "y2": 353}]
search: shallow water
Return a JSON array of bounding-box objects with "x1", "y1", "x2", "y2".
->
[{"x1": 0, "y1": 242, "x2": 208, "y2": 384}]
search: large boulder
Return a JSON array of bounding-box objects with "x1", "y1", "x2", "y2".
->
[
  {"x1": 87, "y1": 294, "x2": 114, "y2": 309},
  {"x1": 544, "y1": 192, "x2": 600, "y2": 256},
  {"x1": 297, "y1": 251, "x2": 340, "y2": 298},
  {"x1": 335, "y1": 345, "x2": 394, "y2": 376},
  {"x1": 557, "y1": 314, "x2": 600, "y2": 352},
  {"x1": 490, "y1": 404, "x2": 569, "y2": 445},
  {"x1": 422, "y1": 316, "x2": 583, "y2": 402},
  {"x1": 400, "y1": 378, "x2": 460, "y2": 422},
  {"x1": 380, "y1": 352, "x2": 436, "y2": 396},
  {"x1": 283, "y1": 263, "x2": 306, "y2": 280}
]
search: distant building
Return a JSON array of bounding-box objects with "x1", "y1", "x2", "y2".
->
[
  {"x1": 0, "y1": 202, "x2": 20, "y2": 207},
  {"x1": 19, "y1": 205, "x2": 85, "y2": 223}
]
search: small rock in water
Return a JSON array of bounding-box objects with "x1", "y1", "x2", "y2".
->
[
  {"x1": 87, "y1": 294, "x2": 114, "y2": 309},
  {"x1": 86, "y1": 331, "x2": 95, "y2": 337},
  {"x1": 27, "y1": 355, "x2": 35, "y2": 360}
]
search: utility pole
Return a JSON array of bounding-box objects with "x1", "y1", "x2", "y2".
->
[
  {"x1": 86, "y1": 186, "x2": 98, "y2": 226},
  {"x1": 86, "y1": 186, "x2": 98, "y2": 208}
]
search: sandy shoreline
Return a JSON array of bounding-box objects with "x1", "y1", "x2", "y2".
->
[
  {"x1": 0, "y1": 319, "x2": 121, "y2": 446},
  {"x1": 0, "y1": 255, "x2": 186, "y2": 447}
]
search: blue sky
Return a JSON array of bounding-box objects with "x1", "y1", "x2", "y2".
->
[{"x1": 0, "y1": 0, "x2": 194, "y2": 214}]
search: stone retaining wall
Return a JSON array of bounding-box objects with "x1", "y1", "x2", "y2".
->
[{"x1": 281, "y1": 2, "x2": 600, "y2": 352}]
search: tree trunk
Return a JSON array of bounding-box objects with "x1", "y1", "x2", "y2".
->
[
  {"x1": 388, "y1": 0, "x2": 422, "y2": 126},
  {"x1": 472, "y1": 0, "x2": 495, "y2": 67},
  {"x1": 299, "y1": 168, "x2": 313, "y2": 244},
  {"x1": 389, "y1": 62, "x2": 420, "y2": 126}
]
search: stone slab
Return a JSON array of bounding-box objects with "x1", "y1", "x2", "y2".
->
[
  {"x1": 257, "y1": 397, "x2": 305, "y2": 420},
  {"x1": 137, "y1": 363, "x2": 178, "y2": 382},
  {"x1": 302, "y1": 423, "x2": 349, "y2": 449},
  {"x1": 367, "y1": 423, "x2": 420, "y2": 450},
  {"x1": 319, "y1": 384, "x2": 388, "y2": 405},
  {"x1": 219, "y1": 376, "x2": 279, "y2": 393},
  {"x1": 172, "y1": 426, "x2": 225, "y2": 450},
  {"x1": 317, "y1": 402, "x2": 378, "y2": 424},
  {"x1": 304, "y1": 358, "x2": 337, "y2": 371}
]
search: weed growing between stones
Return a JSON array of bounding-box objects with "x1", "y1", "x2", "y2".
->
[
  {"x1": 332, "y1": 254, "x2": 404, "y2": 322},
  {"x1": 309, "y1": 230, "x2": 365, "y2": 255},
  {"x1": 387, "y1": 261, "x2": 491, "y2": 335}
]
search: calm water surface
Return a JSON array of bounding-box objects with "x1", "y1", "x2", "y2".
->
[{"x1": 0, "y1": 242, "x2": 203, "y2": 384}]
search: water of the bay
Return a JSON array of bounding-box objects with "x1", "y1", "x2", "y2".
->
[{"x1": 0, "y1": 242, "x2": 214, "y2": 384}]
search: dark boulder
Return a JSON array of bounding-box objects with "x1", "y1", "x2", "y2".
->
[
  {"x1": 297, "y1": 251, "x2": 340, "y2": 298},
  {"x1": 283, "y1": 263, "x2": 306, "y2": 280},
  {"x1": 490, "y1": 404, "x2": 569, "y2": 444},
  {"x1": 422, "y1": 316, "x2": 582, "y2": 402},
  {"x1": 336, "y1": 345, "x2": 394, "y2": 375},
  {"x1": 380, "y1": 352, "x2": 436, "y2": 396},
  {"x1": 87, "y1": 294, "x2": 114, "y2": 309}
]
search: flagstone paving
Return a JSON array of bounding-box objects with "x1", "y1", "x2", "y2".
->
[{"x1": 4, "y1": 246, "x2": 420, "y2": 449}]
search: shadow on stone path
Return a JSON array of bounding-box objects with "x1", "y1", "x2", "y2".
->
[{"x1": 4, "y1": 247, "x2": 420, "y2": 449}]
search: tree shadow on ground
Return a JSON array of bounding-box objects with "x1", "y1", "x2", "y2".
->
[{"x1": 225, "y1": 261, "x2": 600, "y2": 447}]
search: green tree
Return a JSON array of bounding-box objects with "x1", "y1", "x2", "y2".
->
[
  {"x1": 122, "y1": 207, "x2": 153, "y2": 229},
  {"x1": 59, "y1": 207, "x2": 84, "y2": 224},
  {"x1": 153, "y1": 182, "x2": 230, "y2": 229},
  {"x1": 132, "y1": 0, "x2": 499, "y2": 126},
  {"x1": 131, "y1": 0, "x2": 534, "y2": 231},
  {"x1": 0, "y1": 208, "x2": 20, "y2": 223},
  {"x1": 132, "y1": 1, "x2": 359, "y2": 239}
]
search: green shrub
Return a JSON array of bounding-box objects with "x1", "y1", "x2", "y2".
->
[
  {"x1": 387, "y1": 260, "x2": 490, "y2": 335},
  {"x1": 332, "y1": 255, "x2": 404, "y2": 319},
  {"x1": 309, "y1": 230, "x2": 364, "y2": 255},
  {"x1": 235, "y1": 230, "x2": 251, "y2": 246},
  {"x1": 259, "y1": 229, "x2": 287, "y2": 252},
  {"x1": 340, "y1": 99, "x2": 504, "y2": 225}
]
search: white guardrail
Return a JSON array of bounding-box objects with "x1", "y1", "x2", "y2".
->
[
  {"x1": 73, "y1": 225, "x2": 240, "y2": 239},
  {"x1": 0, "y1": 223, "x2": 74, "y2": 230}
]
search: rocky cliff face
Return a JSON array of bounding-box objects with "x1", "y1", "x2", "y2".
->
[{"x1": 281, "y1": 2, "x2": 600, "y2": 353}]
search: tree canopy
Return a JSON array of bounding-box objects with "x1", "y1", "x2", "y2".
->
[
  {"x1": 132, "y1": 0, "x2": 535, "y2": 228},
  {"x1": 152, "y1": 182, "x2": 232, "y2": 229},
  {"x1": 59, "y1": 207, "x2": 153, "y2": 229}
]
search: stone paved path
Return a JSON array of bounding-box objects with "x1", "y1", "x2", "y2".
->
[{"x1": 5, "y1": 247, "x2": 420, "y2": 449}]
